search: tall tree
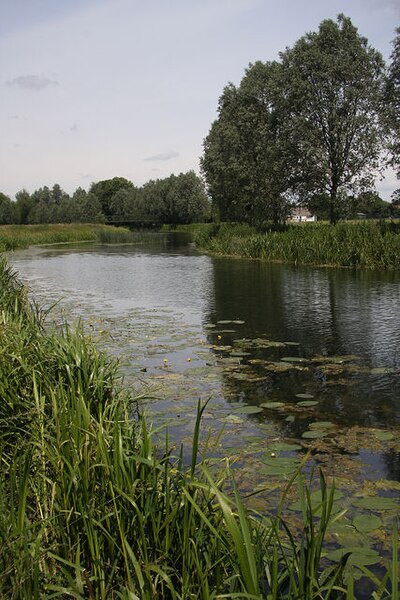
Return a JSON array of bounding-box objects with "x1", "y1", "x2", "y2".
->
[
  {"x1": 201, "y1": 62, "x2": 290, "y2": 224},
  {"x1": 386, "y1": 27, "x2": 400, "y2": 187},
  {"x1": 279, "y1": 15, "x2": 387, "y2": 223},
  {"x1": 90, "y1": 177, "x2": 134, "y2": 218}
]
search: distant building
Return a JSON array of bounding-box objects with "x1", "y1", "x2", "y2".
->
[{"x1": 290, "y1": 207, "x2": 317, "y2": 222}]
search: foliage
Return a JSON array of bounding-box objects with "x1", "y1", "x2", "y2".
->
[
  {"x1": 89, "y1": 177, "x2": 135, "y2": 218},
  {"x1": 202, "y1": 15, "x2": 388, "y2": 225},
  {"x1": 385, "y1": 27, "x2": 400, "y2": 180},
  {"x1": 0, "y1": 224, "x2": 126, "y2": 252},
  {"x1": 185, "y1": 221, "x2": 400, "y2": 269},
  {"x1": 141, "y1": 170, "x2": 211, "y2": 224},
  {"x1": 202, "y1": 62, "x2": 291, "y2": 224}
]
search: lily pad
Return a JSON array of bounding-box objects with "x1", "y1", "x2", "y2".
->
[
  {"x1": 232, "y1": 320, "x2": 245, "y2": 324},
  {"x1": 326, "y1": 547, "x2": 380, "y2": 567},
  {"x1": 295, "y1": 393, "x2": 315, "y2": 399},
  {"x1": 297, "y1": 400, "x2": 319, "y2": 407},
  {"x1": 370, "y1": 367, "x2": 396, "y2": 375},
  {"x1": 233, "y1": 405, "x2": 264, "y2": 415},
  {"x1": 309, "y1": 421, "x2": 336, "y2": 430},
  {"x1": 352, "y1": 496, "x2": 399, "y2": 510},
  {"x1": 204, "y1": 323, "x2": 216, "y2": 329},
  {"x1": 217, "y1": 320, "x2": 233, "y2": 324},
  {"x1": 352, "y1": 514, "x2": 382, "y2": 533},
  {"x1": 260, "y1": 401, "x2": 286, "y2": 409},
  {"x1": 270, "y1": 442, "x2": 302, "y2": 452},
  {"x1": 374, "y1": 431, "x2": 395, "y2": 442},
  {"x1": 281, "y1": 356, "x2": 308, "y2": 363},
  {"x1": 302, "y1": 430, "x2": 328, "y2": 439}
]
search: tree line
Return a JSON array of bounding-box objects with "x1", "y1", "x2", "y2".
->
[
  {"x1": 201, "y1": 15, "x2": 400, "y2": 224},
  {"x1": 1, "y1": 16, "x2": 399, "y2": 227},
  {"x1": 0, "y1": 171, "x2": 211, "y2": 226}
]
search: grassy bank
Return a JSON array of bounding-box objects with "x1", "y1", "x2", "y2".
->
[
  {"x1": 0, "y1": 262, "x2": 397, "y2": 597},
  {"x1": 173, "y1": 222, "x2": 400, "y2": 269},
  {"x1": 0, "y1": 223, "x2": 135, "y2": 252}
]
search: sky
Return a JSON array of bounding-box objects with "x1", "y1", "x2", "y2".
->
[{"x1": 1, "y1": 0, "x2": 399, "y2": 200}]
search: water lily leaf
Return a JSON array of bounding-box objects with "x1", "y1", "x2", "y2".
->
[
  {"x1": 217, "y1": 320, "x2": 233, "y2": 324},
  {"x1": 326, "y1": 547, "x2": 380, "y2": 567},
  {"x1": 270, "y1": 442, "x2": 302, "y2": 452},
  {"x1": 281, "y1": 356, "x2": 308, "y2": 363},
  {"x1": 309, "y1": 421, "x2": 336, "y2": 430},
  {"x1": 285, "y1": 341, "x2": 300, "y2": 346},
  {"x1": 285, "y1": 415, "x2": 295, "y2": 422},
  {"x1": 352, "y1": 497, "x2": 399, "y2": 510},
  {"x1": 260, "y1": 401, "x2": 285, "y2": 409},
  {"x1": 295, "y1": 393, "x2": 315, "y2": 399},
  {"x1": 289, "y1": 489, "x2": 343, "y2": 513},
  {"x1": 224, "y1": 415, "x2": 244, "y2": 424},
  {"x1": 297, "y1": 400, "x2": 319, "y2": 407},
  {"x1": 370, "y1": 367, "x2": 396, "y2": 375},
  {"x1": 230, "y1": 350, "x2": 251, "y2": 357},
  {"x1": 204, "y1": 323, "x2": 216, "y2": 328},
  {"x1": 302, "y1": 430, "x2": 328, "y2": 439},
  {"x1": 233, "y1": 405, "x2": 264, "y2": 414},
  {"x1": 353, "y1": 514, "x2": 382, "y2": 533},
  {"x1": 232, "y1": 320, "x2": 245, "y2": 324},
  {"x1": 374, "y1": 431, "x2": 395, "y2": 441}
]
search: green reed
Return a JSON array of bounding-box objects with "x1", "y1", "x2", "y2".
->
[
  {"x1": 0, "y1": 259, "x2": 397, "y2": 598},
  {"x1": 183, "y1": 221, "x2": 400, "y2": 269},
  {"x1": 0, "y1": 223, "x2": 129, "y2": 252}
]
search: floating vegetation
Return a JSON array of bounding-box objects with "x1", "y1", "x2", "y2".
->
[
  {"x1": 297, "y1": 400, "x2": 319, "y2": 407},
  {"x1": 302, "y1": 430, "x2": 329, "y2": 439},
  {"x1": 232, "y1": 405, "x2": 264, "y2": 414},
  {"x1": 352, "y1": 496, "x2": 399, "y2": 511},
  {"x1": 374, "y1": 430, "x2": 395, "y2": 441},
  {"x1": 353, "y1": 514, "x2": 382, "y2": 533},
  {"x1": 281, "y1": 356, "x2": 309, "y2": 363},
  {"x1": 295, "y1": 392, "x2": 315, "y2": 399},
  {"x1": 260, "y1": 401, "x2": 286, "y2": 409}
]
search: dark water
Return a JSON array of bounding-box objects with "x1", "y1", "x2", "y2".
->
[{"x1": 9, "y1": 233, "x2": 400, "y2": 502}]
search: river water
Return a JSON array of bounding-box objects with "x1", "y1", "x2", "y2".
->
[{"x1": 8, "y1": 232, "x2": 400, "y2": 558}]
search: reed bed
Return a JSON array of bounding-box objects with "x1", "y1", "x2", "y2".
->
[
  {"x1": 0, "y1": 259, "x2": 397, "y2": 598},
  {"x1": 184, "y1": 221, "x2": 400, "y2": 269},
  {"x1": 0, "y1": 224, "x2": 130, "y2": 252}
]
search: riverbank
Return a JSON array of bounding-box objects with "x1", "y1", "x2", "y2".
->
[
  {"x1": 170, "y1": 221, "x2": 400, "y2": 269},
  {"x1": 0, "y1": 223, "x2": 135, "y2": 251}
]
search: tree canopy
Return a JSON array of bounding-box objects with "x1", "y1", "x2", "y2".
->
[{"x1": 202, "y1": 15, "x2": 390, "y2": 224}]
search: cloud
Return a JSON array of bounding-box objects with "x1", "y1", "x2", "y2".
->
[
  {"x1": 5, "y1": 74, "x2": 59, "y2": 91},
  {"x1": 8, "y1": 114, "x2": 19, "y2": 119},
  {"x1": 143, "y1": 151, "x2": 180, "y2": 162},
  {"x1": 70, "y1": 124, "x2": 78, "y2": 132}
]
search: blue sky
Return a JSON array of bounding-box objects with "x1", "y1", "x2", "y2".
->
[{"x1": 1, "y1": 0, "x2": 399, "y2": 199}]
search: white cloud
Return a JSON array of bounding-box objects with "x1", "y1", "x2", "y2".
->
[
  {"x1": 5, "y1": 74, "x2": 59, "y2": 91},
  {"x1": 144, "y1": 151, "x2": 180, "y2": 162}
]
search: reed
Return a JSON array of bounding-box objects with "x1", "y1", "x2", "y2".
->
[
  {"x1": 0, "y1": 258, "x2": 395, "y2": 598},
  {"x1": 180, "y1": 221, "x2": 400, "y2": 269},
  {"x1": 0, "y1": 223, "x2": 130, "y2": 252}
]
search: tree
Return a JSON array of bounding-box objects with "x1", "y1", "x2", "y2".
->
[
  {"x1": 14, "y1": 189, "x2": 33, "y2": 224},
  {"x1": 386, "y1": 27, "x2": 400, "y2": 180},
  {"x1": 201, "y1": 62, "x2": 290, "y2": 224},
  {"x1": 279, "y1": 15, "x2": 387, "y2": 223},
  {"x1": 90, "y1": 177, "x2": 134, "y2": 219},
  {"x1": 0, "y1": 193, "x2": 15, "y2": 224}
]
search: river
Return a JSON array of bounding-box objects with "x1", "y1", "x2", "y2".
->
[{"x1": 9, "y1": 231, "x2": 400, "y2": 559}]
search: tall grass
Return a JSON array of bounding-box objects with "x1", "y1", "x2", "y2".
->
[
  {"x1": 180, "y1": 221, "x2": 400, "y2": 269},
  {"x1": 0, "y1": 258, "x2": 397, "y2": 598},
  {"x1": 0, "y1": 223, "x2": 131, "y2": 252}
]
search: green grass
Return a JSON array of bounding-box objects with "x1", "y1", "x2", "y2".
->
[
  {"x1": 0, "y1": 258, "x2": 398, "y2": 598},
  {"x1": 176, "y1": 221, "x2": 400, "y2": 269},
  {"x1": 0, "y1": 223, "x2": 132, "y2": 251}
]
